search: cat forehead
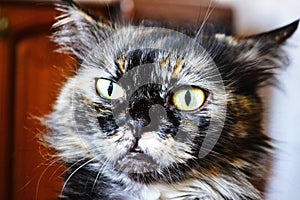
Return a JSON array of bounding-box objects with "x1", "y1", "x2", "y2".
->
[
  {"x1": 85, "y1": 49, "x2": 210, "y2": 83},
  {"x1": 95, "y1": 26, "x2": 208, "y2": 57},
  {"x1": 115, "y1": 48, "x2": 182, "y2": 73},
  {"x1": 80, "y1": 26, "x2": 216, "y2": 80}
]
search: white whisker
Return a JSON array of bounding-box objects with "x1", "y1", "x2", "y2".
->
[
  {"x1": 91, "y1": 156, "x2": 113, "y2": 191},
  {"x1": 60, "y1": 158, "x2": 97, "y2": 197},
  {"x1": 195, "y1": 0, "x2": 216, "y2": 40},
  {"x1": 35, "y1": 157, "x2": 62, "y2": 200}
]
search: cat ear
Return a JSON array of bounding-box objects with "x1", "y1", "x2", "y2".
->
[
  {"x1": 214, "y1": 20, "x2": 299, "y2": 93},
  {"x1": 52, "y1": 0, "x2": 114, "y2": 60},
  {"x1": 245, "y1": 19, "x2": 299, "y2": 43}
]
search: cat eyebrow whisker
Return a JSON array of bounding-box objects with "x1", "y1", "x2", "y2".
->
[{"x1": 194, "y1": 0, "x2": 216, "y2": 42}]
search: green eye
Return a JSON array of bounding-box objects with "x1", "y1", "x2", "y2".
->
[
  {"x1": 96, "y1": 78, "x2": 125, "y2": 100},
  {"x1": 172, "y1": 87, "x2": 206, "y2": 111}
]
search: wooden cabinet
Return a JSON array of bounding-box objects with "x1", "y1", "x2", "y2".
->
[
  {"x1": 0, "y1": 1, "x2": 232, "y2": 199},
  {"x1": 13, "y1": 33, "x2": 74, "y2": 200},
  {"x1": 0, "y1": 2, "x2": 74, "y2": 200},
  {"x1": 0, "y1": 2, "x2": 119, "y2": 199}
]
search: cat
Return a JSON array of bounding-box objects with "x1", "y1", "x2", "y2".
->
[{"x1": 43, "y1": 0, "x2": 299, "y2": 199}]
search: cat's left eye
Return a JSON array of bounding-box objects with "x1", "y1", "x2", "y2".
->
[
  {"x1": 96, "y1": 78, "x2": 125, "y2": 100},
  {"x1": 172, "y1": 87, "x2": 206, "y2": 111}
]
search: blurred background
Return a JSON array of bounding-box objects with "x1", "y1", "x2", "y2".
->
[
  {"x1": 218, "y1": 1, "x2": 300, "y2": 200},
  {"x1": 0, "y1": 0, "x2": 299, "y2": 199}
]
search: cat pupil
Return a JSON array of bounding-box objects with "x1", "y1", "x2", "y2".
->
[
  {"x1": 107, "y1": 81, "x2": 113, "y2": 96},
  {"x1": 185, "y1": 90, "x2": 191, "y2": 106}
]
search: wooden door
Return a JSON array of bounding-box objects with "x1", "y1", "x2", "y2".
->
[
  {"x1": 0, "y1": 2, "x2": 119, "y2": 199},
  {"x1": 0, "y1": 2, "x2": 74, "y2": 200}
]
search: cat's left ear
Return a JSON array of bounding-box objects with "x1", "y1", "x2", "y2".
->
[
  {"x1": 245, "y1": 19, "x2": 299, "y2": 43},
  {"x1": 215, "y1": 20, "x2": 299, "y2": 93},
  {"x1": 52, "y1": 0, "x2": 114, "y2": 60}
]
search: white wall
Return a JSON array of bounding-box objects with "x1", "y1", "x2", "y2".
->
[{"x1": 216, "y1": 1, "x2": 300, "y2": 199}]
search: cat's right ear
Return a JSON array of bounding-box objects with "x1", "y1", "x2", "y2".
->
[{"x1": 52, "y1": 0, "x2": 114, "y2": 60}]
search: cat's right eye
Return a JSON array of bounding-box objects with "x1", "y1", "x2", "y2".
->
[{"x1": 95, "y1": 78, "x2": 125, "y2": 100}]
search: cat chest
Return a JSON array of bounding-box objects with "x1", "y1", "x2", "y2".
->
[{"x1": 116, "y1": 179, "x2": 219, "y2": 200}]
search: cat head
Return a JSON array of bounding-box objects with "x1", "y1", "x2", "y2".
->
[{"x1": 46, "y1": 0, "x2": 298, "y2": 184}]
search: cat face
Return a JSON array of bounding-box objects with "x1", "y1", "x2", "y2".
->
[
  {"x1": 45, "y1": 0, "x2": 298, "y2": 184},
  {"x1": 51, "y1": 26, "x2": 227, "y2": 176}
]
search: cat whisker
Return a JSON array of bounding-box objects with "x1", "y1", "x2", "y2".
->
[
  {"x1": 60, "y1": 157, "x2": 97, "y2": 197},
  {"x1": 35, "y1": 157, "x2": 62, "y2": 200},
  {"x1": 194, "y1": 0, "x2": 216, "y2": 42},
  {"x1": 57, "y1": 157, "x2": 87, "y2": 178},
  {"x1": 91, "y1": 156, "x2": 113, "y2": 192}
]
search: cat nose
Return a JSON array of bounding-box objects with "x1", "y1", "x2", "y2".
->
[
  {"x1": 127, "y1": 105, "x2": 166, "y2": 150},
  {"x1": 127, "y1": 119, "x2": 148, "y2": 128},
  {"x1": 126, "y1": 119, "x2": 146, "y2": 138},
  {"x1": 127, "y1": 104, "x2": 166, "y2": 135},
  {"x1": 130, "y1": 137, "x2": 143, "y2": 153}
]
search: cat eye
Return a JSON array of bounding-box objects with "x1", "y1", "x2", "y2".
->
[
  {"x1": 95, "y1": 78, "x2": 125, "y2": 100},
  {"x1": 172, "y1": 87, "x2": 206, "y2": 111}
]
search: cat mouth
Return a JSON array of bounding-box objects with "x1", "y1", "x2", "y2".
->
[
  {"x1": 114, "y1": 151, "x2": 159, "y2": 174},
  {"x1": 114, "y1": 137, "x2": 160, "y2": 173}
]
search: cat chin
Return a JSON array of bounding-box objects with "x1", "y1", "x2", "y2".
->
[{"x1": 114, "y1": 152, "x2": 160, "y2": 174}]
